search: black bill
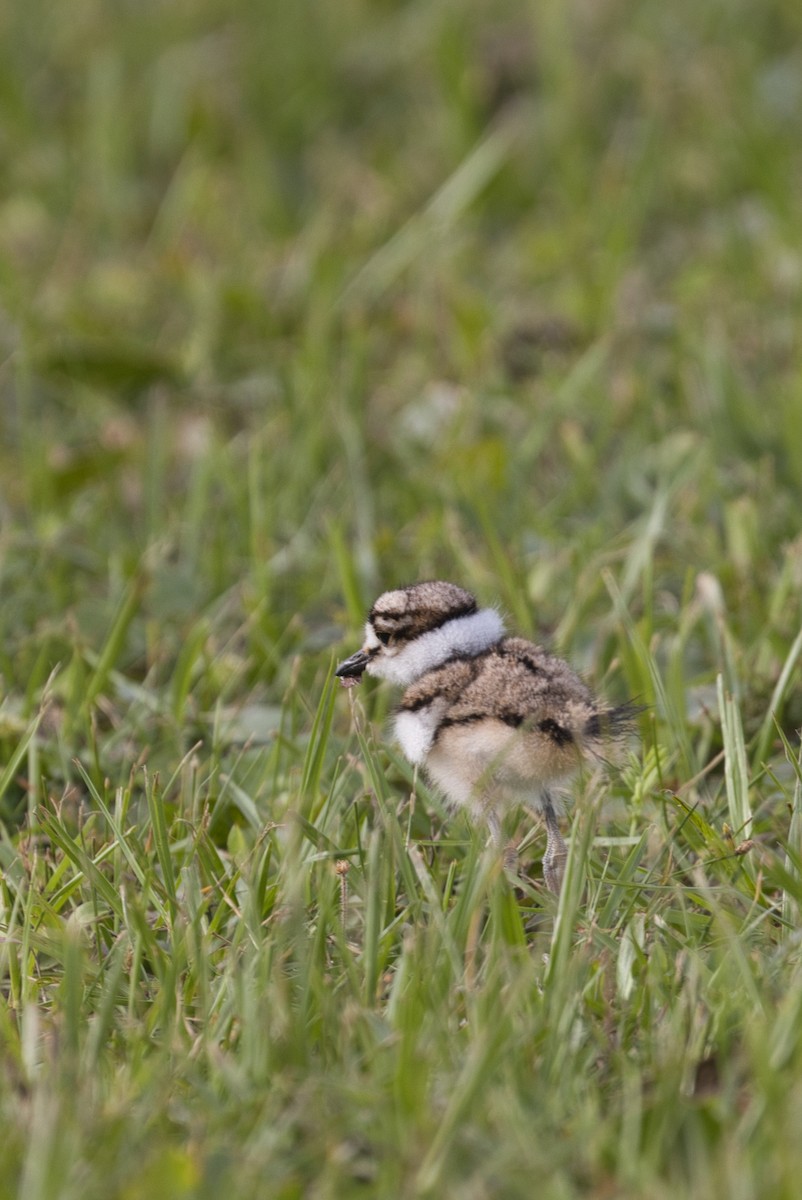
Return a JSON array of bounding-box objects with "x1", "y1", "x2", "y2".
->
[{"x1": 335, "y1": 648, "x2": 370, "y2": 679}]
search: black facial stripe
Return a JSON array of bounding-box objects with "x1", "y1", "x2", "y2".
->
[
  {"x1": 372, "y1": 619, "x2": 411, "y2": 642},
  {"x1": 370, "y1": 599, "x2": 478, "y2": 637},
  {"x1": 370, "y1": 610, "x2": 408, "y2": 626}
]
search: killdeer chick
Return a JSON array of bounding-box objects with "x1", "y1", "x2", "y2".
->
[{"x1": 336, "y1": 581, "x2": 635, "y2": 895}]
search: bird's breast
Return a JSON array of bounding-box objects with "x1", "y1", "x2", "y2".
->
[{"x1": 393, "y1": 707, "x2": 440, "y2": 765}]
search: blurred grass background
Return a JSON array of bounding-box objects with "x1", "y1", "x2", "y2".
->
[{"x1": 1, "y1": 0, "x2": 802, "y2": 1196}]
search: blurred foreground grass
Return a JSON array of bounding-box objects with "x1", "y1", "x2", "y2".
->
[{"x1": 1, "y1": 0, "x2": 802, "y2": 1196}]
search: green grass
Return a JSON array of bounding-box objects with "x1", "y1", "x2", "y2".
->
[{"x1": 1, "y1": 0, "x2": 802, "y2": 1195}]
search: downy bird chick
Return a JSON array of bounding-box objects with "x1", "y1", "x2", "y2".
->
[{"x1": 336, "y1": 581, "x2": 635, "y2": 894}]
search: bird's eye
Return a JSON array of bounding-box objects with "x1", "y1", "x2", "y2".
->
[{"x1": 376, "y1": 630, "x2": 393, "y2": 646}]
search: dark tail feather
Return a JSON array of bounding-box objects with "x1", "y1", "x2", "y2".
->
[{"x1": 585, "y1": 702, "x2": 646, "y2": 742}]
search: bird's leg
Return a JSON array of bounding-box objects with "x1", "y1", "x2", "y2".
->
[{"x1": 541, "y1": 791, "x2": 568, "y2": 896}]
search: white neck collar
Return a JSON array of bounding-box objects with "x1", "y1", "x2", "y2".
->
[{"x1": 368, "y1": 607, "x2": 505, "y2": 686}]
